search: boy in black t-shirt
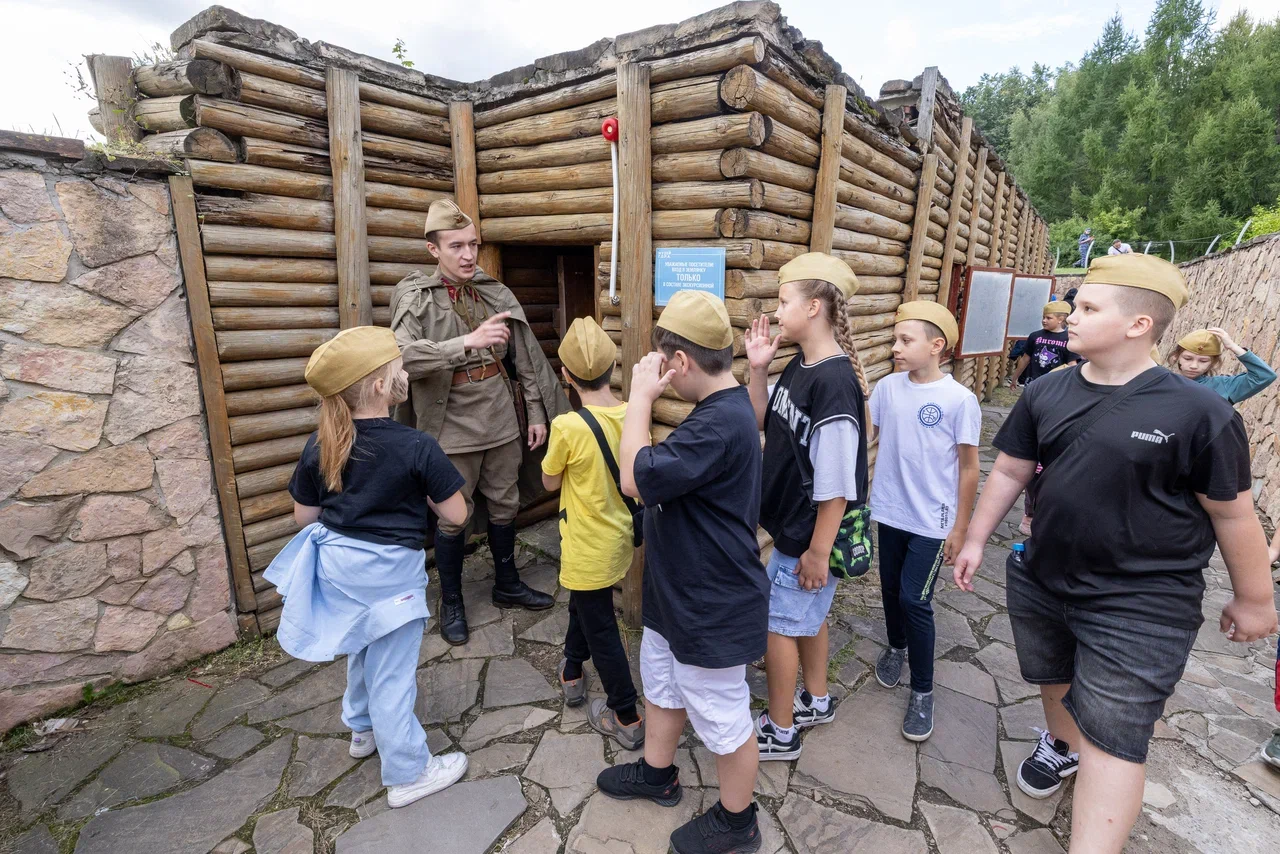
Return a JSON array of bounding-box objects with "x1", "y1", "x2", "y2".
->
[
  {"x1": 954, "y1": 255, "x2": 1277, "y2": 853},
  {"x1": 1010, "y1": 301, "x2": 1078, "y2": 386},
  {"x1": 597, "y1": 290, "x2": 768, "y2": 854}
]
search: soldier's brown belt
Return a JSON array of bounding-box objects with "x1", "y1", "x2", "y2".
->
[{"x1": 451, "y1": 363, "x2": 502, "y2": 385}]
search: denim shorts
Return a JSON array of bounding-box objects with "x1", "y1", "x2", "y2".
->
[
  {"x1": 765, "y1": 550, "x2": 837, "y2": 638},
  {"x1": 1005, "y1": 554, "x2": 1197, "y2": 764}
]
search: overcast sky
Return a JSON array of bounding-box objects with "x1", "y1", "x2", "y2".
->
[{"x1": 6, "y1": 0, "x2": 1279, "y2": 142}]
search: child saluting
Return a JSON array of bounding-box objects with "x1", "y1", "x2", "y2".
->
[{"x1": 266, "y1": 326, "x2": 471, "y2": 809}]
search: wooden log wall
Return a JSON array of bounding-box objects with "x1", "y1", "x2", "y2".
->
[{"x1": 124, "y1": 43, "x2": 454, "y2": 634}]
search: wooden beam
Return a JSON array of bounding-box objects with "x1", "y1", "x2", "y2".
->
[
  {"x1": 450, "y1": 100, "x2": 500, "y2": 279},
  {"x1": 990, "y1": 172, "x2": 1008, "y2": 266},
  {"x1": 915, "y1": 67, "x2": 940, "y2": 151},
  {"x1": 965, "y1": 147, "x2": 989, "y2": 268},
  {"x1": 325, "y1": 67, "x2": 371, "y2": 327},
  {"x1": 809, "y1": 85, "x2": 846, "y2": 254},
  {"x1": 86, "y1": 55, "x2": 142, "y2": 143},
  {"x1": 168, "y1": 176, "x2": 257, "y2": 616},
  {"x1": 903, "y1": 152, "x2": 938, "y2": 301},
  {"x1": 1001, "y1": 186, "x2": 1019, "y2": 267},
  {"x1": 938, "y1": 116, "x2": 973, "y2": 305},
  {"x1": 617, "y1": 62, "x2": 652, "y2": 630},
  {"x1": 1014, "y1": 196, "x2": 1032, "y2": 271}
]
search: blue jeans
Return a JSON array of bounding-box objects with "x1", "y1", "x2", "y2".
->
[{"x1": 877, "y1": 523, "x2": 945, "y2": 692}]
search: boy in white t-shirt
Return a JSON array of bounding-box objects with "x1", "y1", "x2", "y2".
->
[{"x1": 869, "y1": 301, "x2": 981, "y2": 742}]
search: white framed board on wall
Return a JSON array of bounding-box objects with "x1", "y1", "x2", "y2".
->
[{"x1": 1007, "y1": 275, "x2": 1057, "y2": 339}]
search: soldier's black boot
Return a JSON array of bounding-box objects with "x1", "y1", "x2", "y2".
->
[
  {"x1": 434, "y1": 529, "x2": 469, "y2": 645},
  {"x1": 489, "y1": 522, "x2": 554, "y2": 611}
]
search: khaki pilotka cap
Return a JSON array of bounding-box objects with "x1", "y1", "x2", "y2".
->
[
  {"x1": 1177, "y1": 329, "x2": 1223, "y2": 356},
  {"x1": 1081, "y1": 254, "x2": 1189, "y2": 309},
  {"x1": 778, "y1": 252, "x2": 860, "y2": 298},
  {"x1": 655, "y1": 290, "x2": 734, "y2": 350},
  {"x1": 559, "y1": 317, "x2": 617, "y2": 381},
  {"x1": 1043, "y1": 301, "x2": 1071, "y2": 315},
  {"x1": 895, "y1": 300, "x2": 959, "y2": 349},
  {"x1": 304, "y1": 326, "x2": 401, "y2": 397},
  {"x1": 423, "y1": 199, "x2": 473, "y2": 236}
]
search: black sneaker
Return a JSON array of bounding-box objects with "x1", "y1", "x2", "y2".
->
[
  {"x1": 1016, "y1": 728, "x2": 1080, "y2": 798},
  {"x1": 596, "y1": 759, "x2": 682, "y2": 807},
  {"x1": 669, "y1": 801, "x2": 761, "y2": 854},
  {"x1": 791, "y1": 689, "x2": 835, "y2": 729},
  {"x1": 754, "y1": 713, "x2": 801, "y2": 761},
  {"x1": 901, "y1": 690, "x2": 934, "y2": 742},
  {"x1": 875, "y1": 646, "x2": 907, "y2": 688}
]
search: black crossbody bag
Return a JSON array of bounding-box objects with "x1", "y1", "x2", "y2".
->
[
  {"x1": 782, "y1": 418, "x2": 872, "y2": 580},
  {"x1": 577, "y1": 408, "x2": 644, "y2": 547}
]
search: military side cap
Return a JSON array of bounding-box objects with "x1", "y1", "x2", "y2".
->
[
  {"x1": 778, "y1": 252, "x2": 859, "y2": 299},
  {"x1": 1082, "y1": 254, "x2": 1188, "y2": 309},
  {"x1": 1043, "y1": 300, "x2": 1070, "y2": 315},
  {"x1": 1150, "y1": 345, "x2": 1163, "y2": 362},
  {"x1": 424, "y1": 199, "x2": 473, "y2": 236},
  {"x1": 1177, "y1": 329, "x2": 1222, "y2": 356},
  {"x1": 895, "y1": 300, "x2": 959, "y2": 348},
  {"x1": 656, "y1": 290, "x2": 733, "y2": 350},
  {"x1": 305, "y1": 326, "x2": 401, "y2": 397},
  {"x1": 559, "y1": 317, "x2": 616, "y2": 381}
]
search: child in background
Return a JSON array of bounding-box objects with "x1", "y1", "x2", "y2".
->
[
  {"x1": 597, "y1": 290, "x2": 769, "y2": 854},
  {"x1": 1168, "y1": 327, "x2": 1276, "y2": 405},
  {"x1": 541, "y1": 317, "x2": 643, "y2": 749},
  {"x1": 869, "y1": 302, "x2": 982, "y2": 742},
  {"x1": 266, "y1": 327, "x2": 470, "y2": 809},
  {"x1": 745, "y1": 254, "x2": 869, "y2": 761},
  {"x1": 1010, "y1": 301, "x2": 1080, "y2": 387},
  {"x1": 955, "y1": 255, "x2": 1277, "y2": 853}
]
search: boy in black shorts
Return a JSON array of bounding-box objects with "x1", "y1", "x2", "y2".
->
[{"x1": 954, "y1": 254, "x2": 1277, "y2": 853}]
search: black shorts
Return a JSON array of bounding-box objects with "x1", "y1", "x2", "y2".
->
[{"x1": 1004, "y1": 554, "x2": 1197, "y2": 764}]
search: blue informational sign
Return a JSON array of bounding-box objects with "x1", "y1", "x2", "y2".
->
[{"x1": 654, "y1": 247, "x2": 726, "y2": 306}]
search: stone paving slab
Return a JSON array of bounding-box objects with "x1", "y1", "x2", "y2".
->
[
  {"x1": 334, "y1": 776, "x2": 525, "y2": 854},
  {"x1": 566, "y1": 790, "x2": 700, "y2": 854},
  {"x1": 483, "y1": 658, "x2": 558, "y2": 708},
  {"x1": 449, "y1": 619, "x2": 514, "y2": 660},
  {"x1": 190, "y1": 678, "x2": 272, "y2": 739},
  {"x1": 132, "y1": 679, "x2": 216, "y2": 737},
  {"x1": 921, "y1": 800, "x2": 1000, "y2": 854},
  {"x1": 276, "y1": 699, "x2": 347, "y2": 735},
  {"x1": 522, "y1": 730, "x2": 607, "y2": 814},
  {"x1": 8, "y1": 729, "x2": 126, "y2": 815},
  {"x1": 777, "y1": 792, "x2": 927, "y2": 853},
  {"x1": 504, "y1": 816, "x2": 561, "y2": 854},
  {"x1": 464, "y1": 741, "x2": 533, "y2": 780},
  {"x1": 12, "y1": 824, "x2": 58, "y2": 854},
  {"x1": 57, "y1": 742, "x2": 215, "y2": 820},
  {"x1": 253, "y1": 806, "x2": 314, "y2": 854},
  {"x1": 921, "y1": 686, "x2": 998, "y2": 773},
  {"x1": 258, "y1": 657, "x2": 314, "y2": 688},
  {"x1": 461, "y1": 705, "x2": 557, "y2": 751},
  {"x1": 248, "y1": 662, "x2": 346, "y2": 723},
  {"x1": 518, "y1": 609, "x2": 569, "y2": 645},
  {"x1": 325, "y1": 757, "x2": 383, "y2": 809},
  {"x1": 72, "y1": 737, "x2": 291, "y2": 854},
  {"x1": 934, "y1": 660, "x2": 998, "y2": 704},
  {"x1": 417, "y1": 658, "x2": 484, "y2": 723},
  {"x1": 205, "y1": 725, "x2": 266, "y2": 760},
  {"x1": 287, "y1": 735, "x2": 357, "y2": 797}
]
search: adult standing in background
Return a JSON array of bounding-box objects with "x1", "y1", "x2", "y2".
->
[
  {"x1": 1108, "y1": 240, "x2": 1133, "y2": 255},
  {"x1": 1077, "y1": 228, "x2": 1094, "y2": 268},
  {"x1": 391, "y1": 200, "x2": 571, "y2": 645}
]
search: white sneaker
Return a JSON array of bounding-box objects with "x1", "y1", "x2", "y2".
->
[
  {"x1": 349, "y1": 730, "x2": 377, "y2": 758},
  {"x1": 386, "y1": 753, "x2": 469, "y2": 809}
]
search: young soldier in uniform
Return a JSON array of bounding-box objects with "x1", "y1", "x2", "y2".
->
[
  {"x1": 954, "y1": 255, "x2": 1278, "y2": 853},
  {"x1": 390, "y1": 200, "x2": 571, "y2": 645}
]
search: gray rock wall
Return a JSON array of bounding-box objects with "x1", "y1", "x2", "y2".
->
[{"x1": 0, "y1": 145, "x2": 237, "y2": 733}]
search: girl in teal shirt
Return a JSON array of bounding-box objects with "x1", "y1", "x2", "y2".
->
[{"x1": 1169, "y1": 327, "x2": 1276, "y2": 405}]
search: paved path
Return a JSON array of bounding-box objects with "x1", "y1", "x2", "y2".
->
[{"x1": 3, "y1": 404, "x2": 1279, "y2": 853}]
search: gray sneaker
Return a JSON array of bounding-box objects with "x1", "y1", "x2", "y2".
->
[
  {"x1": 559, "y1": 658, "x2": 588, "y2": 707},
  {"x1": 875, "y1": 646, "x2": 907, "y2": 688},
  {"x1": 587, "y1": 698, "x2": 645, "y2": 750},
  {"x1": 902, "y1": 690, "x2": 934, "y2": 742},
  {"x1": 1263, "y1": 728, "x2": 1280, "y2": 769}
]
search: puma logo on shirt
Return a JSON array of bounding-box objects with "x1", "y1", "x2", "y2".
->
[{"x1": 1131, "y1": 429, "x2": 1175, "y2": 444}]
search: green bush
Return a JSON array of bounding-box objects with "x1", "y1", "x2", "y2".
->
[{"x1": 1244, "y1": 196, "x2": 1280, "y2": 240}]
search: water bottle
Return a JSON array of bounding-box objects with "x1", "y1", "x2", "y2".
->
[{"x1": 1011, "y1": 542, "x2": 1025, "y2": 565}]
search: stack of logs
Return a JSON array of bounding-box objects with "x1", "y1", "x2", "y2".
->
[{"x1": 115, "y1": 44, "x2": 456, "y2": 630}]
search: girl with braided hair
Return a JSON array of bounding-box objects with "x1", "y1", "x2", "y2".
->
[{"x1": 746, "y1": 253, "x2": 869, "y2": 762}]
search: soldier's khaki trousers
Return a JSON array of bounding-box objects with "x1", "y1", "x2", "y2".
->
[{"x1": 437, "y1": 439, "x2": 523, "y2": 535}]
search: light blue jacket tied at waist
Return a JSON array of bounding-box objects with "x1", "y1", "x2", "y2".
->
[
  {"x1": 264, "y1": 523, "x2": 430, "y2": 662},
  {"x1": 1196, "y1": 350, "x2": 1277, "y2": 405}
]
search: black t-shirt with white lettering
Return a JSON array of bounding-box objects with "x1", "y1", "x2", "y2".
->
[
  {"x1": 760, "y1": 355, "x2": 867, "y2": 557},
  {"x1": 994, "y1": 367, "x2": 1251, "y2": 628},
  {"x1": 633, "y1": 386, "x2": 768, "y2": 669},
  {"x1": 289, "y1": 418, "x2": 465, "y2": 550},
  {"x1": 1020, "y1": 329, "x2": 1079, "y2": 383}
]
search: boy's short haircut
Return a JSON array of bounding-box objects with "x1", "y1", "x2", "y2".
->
[
  {"x1": 565, "y1": 367, "x2": 613, "y2": 391},
  {"x1": 651, "y1": 326, "x2": 733, "y2": 375},
  {"x1": 918, "y1": 320, "x2": 946, "y2": 345},
  {"x1": 1112, "y1": 285, "x2": 1176, "y2": 339},
  {"x1": 424, "y1": 230, "x2": 439, "y2": 246}
]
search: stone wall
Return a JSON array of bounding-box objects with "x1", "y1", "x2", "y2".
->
[
  {"x1": 1167, "y1": 233, "x2": 1280, "y2": 529},
  {"x1": 0, "y1": 140, "x2": 238, "y2": 732}
]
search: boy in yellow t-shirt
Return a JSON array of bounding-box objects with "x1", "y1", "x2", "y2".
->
[{"x1": 541, "y1": 317, "x2": 643, "y2": 749}]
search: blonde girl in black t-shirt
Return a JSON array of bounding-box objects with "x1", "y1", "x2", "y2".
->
[
  {"x1": 746, "y1": 253, "x2": 869, "y2": 762},
  {"x1": 266, "y1": 327, "x2": 469, "y2": 811}
]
